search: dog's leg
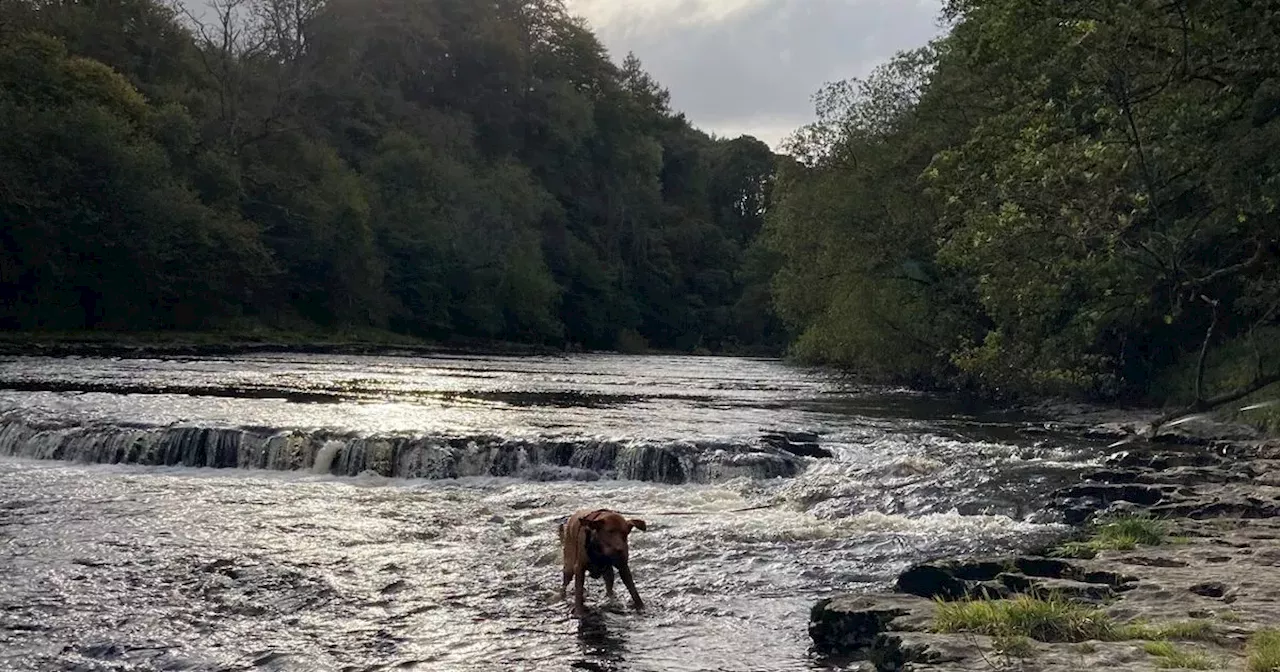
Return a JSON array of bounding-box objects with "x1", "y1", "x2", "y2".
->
[
  {"x1": 618, "y1": 562, "x2": 643, "y2": 611},
  {"x1": 560, "y1": 568, "x2": 572, "y2": 600},
  {"x1": 603, "y1": 565, "x2": 616, "y2": 599},
  {"x1": 572, "y1": 568, "x2": 587, "y2": 617}
]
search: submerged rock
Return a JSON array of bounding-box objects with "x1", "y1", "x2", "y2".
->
[{"x1": 760, "y1": 430, "x2": 832, "y2": 459}]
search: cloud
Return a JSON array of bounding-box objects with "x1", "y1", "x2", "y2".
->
[
  {"x1": 570, "y1": 0, "x2": 769, "y2": 28},
  {"x1": 566, "y1": 0, "x2": 946, "y2": 149}
]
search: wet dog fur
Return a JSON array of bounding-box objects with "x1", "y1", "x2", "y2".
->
[{"x1": 558, "y1": 508, "x2": 646, "y2": 616}]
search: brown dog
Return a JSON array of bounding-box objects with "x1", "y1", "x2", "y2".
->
[{"x1": 558, "y1": 508, "x2": 647, "y2": 616}]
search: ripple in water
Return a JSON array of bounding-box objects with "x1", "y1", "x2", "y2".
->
[{"x1": 0, "y1": 353, "x2": 1113, "y2": 671}]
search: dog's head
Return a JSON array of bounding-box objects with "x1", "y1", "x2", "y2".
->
[{"x1": 582, "y1": 510, "x2": 646, "y2": 561}]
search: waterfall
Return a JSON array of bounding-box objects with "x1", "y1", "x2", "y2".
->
[
  {"x1": 312, "y1": 440, "x2": 344, "y2": 474},
  {"x1": 0, "y1": 418, "x2": 806, "y2": 484}
]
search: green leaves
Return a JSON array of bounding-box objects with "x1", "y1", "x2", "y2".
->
[
  {"x1": 772, "y1": 0, "x2": 1280, "y2": 401},
  {"x1": 0, "y1": 1, "x2": 784, "y2": 351}
]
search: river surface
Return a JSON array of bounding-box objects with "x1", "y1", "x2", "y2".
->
[{"x1": 0, "y1": 352, "x2": 1114, "y2": 671}]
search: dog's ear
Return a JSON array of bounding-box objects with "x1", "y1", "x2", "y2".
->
[{"x1": 628, "y1": 518, "x2": 647, "y2": 532}]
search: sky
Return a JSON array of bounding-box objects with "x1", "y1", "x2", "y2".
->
[{"x1": 565, "y1": 0, "x2": 948, "y2": 150}]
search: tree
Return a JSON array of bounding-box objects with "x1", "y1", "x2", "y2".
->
[{"x1": 0, "y1": 0, "x2": 784, "y2": 354}]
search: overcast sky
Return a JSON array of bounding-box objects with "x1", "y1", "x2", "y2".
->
[{"x1": 566, "y1": 0, "x2": 947, "y2": 150}]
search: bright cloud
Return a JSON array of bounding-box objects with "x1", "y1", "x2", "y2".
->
[{"x1": 565, "y1": 0, "x2": 947, "y2": 149}]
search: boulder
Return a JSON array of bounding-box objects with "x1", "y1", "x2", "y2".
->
[
  {"x1": 895, "y1": 558, "x2": 1011, "y2": 600},
  {"x1": 809, "y1": 594, "x2": 935, "y2": 654}
]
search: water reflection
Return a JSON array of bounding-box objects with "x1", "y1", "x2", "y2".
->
[
  {"x1": 0, "y1": 354, "x2": 1113, "y2": 671},
  {"x1": 576, "y1": 611, "x2": 629, "y2": 671}
]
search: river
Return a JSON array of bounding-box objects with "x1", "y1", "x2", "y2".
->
[{"x1": 0, "y1": 352, "x2": 1112, "y2": 671}]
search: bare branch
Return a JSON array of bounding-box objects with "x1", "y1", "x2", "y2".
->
[
  {"x1": 1150, "y1": 369, "x2": 1280, "y2": 434},
  {"x1": 1182, "y1": 241, "x2": 1272, "y2": 289},
  {"x1": 1193, "y1": 294, "x2": 1219, "y2": 404}
]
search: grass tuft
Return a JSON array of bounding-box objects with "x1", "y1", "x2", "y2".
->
[
  {"x1": 1144, "y1": 641, "x2": 1216, "y2": 669},
  {"x1": 933, "y1": 596, "x2": 1218, "y2": 646},
  {"x1": 932, "y1": 595, "x2": 1116, "y2": 643},
  {"x1": 1248, "y1": 629, "x2": 1280, "y2": 672},
  {"x1": 1090, "y1": 514, "x2": 1172, "y2": 550},
  {"x1": 1121, "y1": 620, "x2": 1217, "y2": 642},
  {"x1": 1052, "y1": 513, "x2": 1172, "y2": 557}
]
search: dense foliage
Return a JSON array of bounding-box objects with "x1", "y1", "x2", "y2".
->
[
  {"x1": 770, "y1": 0, "x2": 1280, "y2": 406},
  {"x1": 0, "y1": 0, "x2": 785, "y2": 353}
]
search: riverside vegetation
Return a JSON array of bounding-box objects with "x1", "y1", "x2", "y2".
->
[
  {"x1": 7, "y1": 2, "x2": 1280, "y2": 669},
  {"x1": 4, "y1": 0, "x2": 1280, "y2": 424},
  {"x1": 767, "y1": 0, "x2": 1280, "y2": 427},
  {"x1": 0, "y1": 0, "x2": 785, "y2": 355}
]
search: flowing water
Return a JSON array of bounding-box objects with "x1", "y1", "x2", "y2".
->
[{"x1": 0, "y1": 352, "x2": 1114, "y2": 671}]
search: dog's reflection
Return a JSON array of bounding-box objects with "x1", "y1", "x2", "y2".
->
[{"x1": 572, "y1": 609, "x2": 628, "y2": 671}]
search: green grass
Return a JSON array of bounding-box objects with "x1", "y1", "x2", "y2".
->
[
  {"x1": 1218, "y1": 611, "x2": 1244, "y2": 624},
  {"x1": 1143, "y1": 641, "x2": 1216, "y2": 669},
  {"x1": 1091, "y1": 515, "x2": 1172, "y2": 549},
  {"x1": 1053, "y1": 514, "x2": 1173, "y2": 557},
  {"x1": 933, "y1": 596, "x2": 1218, "y2": 645},
  {"x1": 1248, "y1": 629, "x2": 1280, "y2": 672},
  {"x1": 932, "y1": 595, "x2": 1117, "y2": 643},
  {"x1": 1121, "y1": 620, "x2": 1217, "y2": 642}
]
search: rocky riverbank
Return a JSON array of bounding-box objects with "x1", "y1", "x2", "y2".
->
[{"x1": 810, "y1": 409, "x2": 1280, "y2": 671}]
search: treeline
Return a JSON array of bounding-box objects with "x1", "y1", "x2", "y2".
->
[
  {"x1": 0, "y1": 0, "x2": 785, "y2": 353},
  {"x1": 768, "y1": 0, "x2": 1280, "y2": 408}
]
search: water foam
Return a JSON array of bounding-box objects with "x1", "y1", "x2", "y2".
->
[{"x1": 0, "y1": 417, "x2": 804, "y2": 485}]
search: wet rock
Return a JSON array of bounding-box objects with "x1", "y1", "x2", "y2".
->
[
  {"x1": 809, "y1": 594, "x2": 935, "y2": 655},
  {"x1": 894, "y1": 558, "x2": 1009, "y2": 600},
  {"x1": 868, "y1": 632, "x2": 976, "y2": 671},
  {"x1": 760, "y1": 430, "x2": 832, "y2": 459},
  {"x1": 1056, "y1": 483, "x2": 1166, "y2": 506},
  {"x1": 1153, "y1": 499, "x2": 1280, "y2": 520},
  {"x1": 1087, "y1": 469, "x2": 1145, "y2": 484},
  {"x1": 1106, "y1": 448, "x2": 1228, "y2": 471},
  {"x1": 200, "y1": 558, "x2": 236, "y2": 572},
  {"x1": 380, "y1": 580, "x2": 408, "y2": 595},
  {"x1": 1060, "y1": 498, "x2": 1105, "y2": 525},
  {"x1": 1189, "y1": 581, "x2": 1228, "y2": 598},
  {"x1": 1013, "y1": 556, "x2": 1075, "y2": 579},
  {"x1": 1057, "y1": 493, "x2": 1160, "y2": 526}
]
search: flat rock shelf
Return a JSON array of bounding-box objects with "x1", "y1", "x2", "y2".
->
[{"x1": 808, "y1": 426, "x2": 1280, "y2": 672}]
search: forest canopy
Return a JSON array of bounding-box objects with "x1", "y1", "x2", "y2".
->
[
  {"x1": 767, "y1": 0, "x2": 1280, "y2": 410},
  {"x1": 6, "y1": 0, "x2": 1279, "y2": 413},
  {"x1": 0, "y1": 0, "x2": 785, "y2": 353}
]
